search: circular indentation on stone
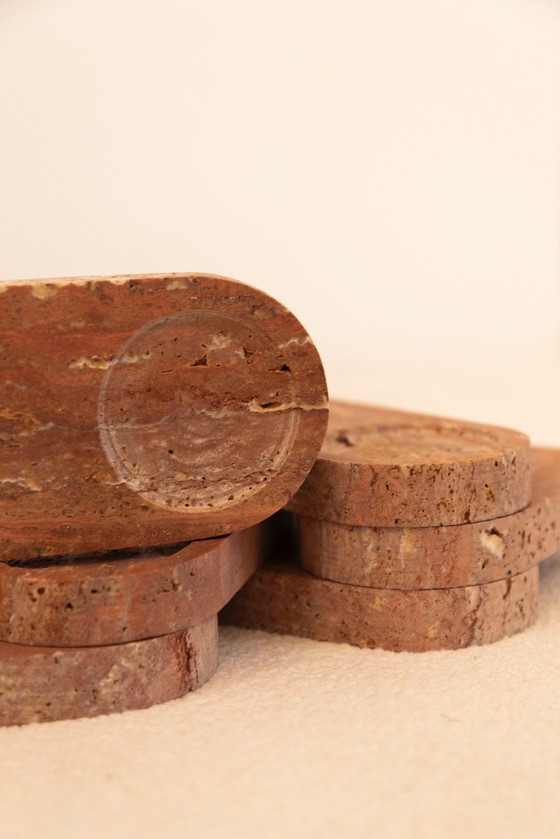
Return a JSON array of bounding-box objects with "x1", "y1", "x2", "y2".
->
[
  {"x1": 326, "y1": 422, "x2": 511, "y2": 464},
  {"x1": 288, "y1": 402, "x2": 530, "y2": 528},
  {"x1": 98, "y1": 310, "x2": 298, "y2": 510}
]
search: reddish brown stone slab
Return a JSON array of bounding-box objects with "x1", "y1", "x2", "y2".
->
[
  {"x1": 298, "y1": 448, "x2": 560, "y2": 589},
  {"x1": 0, "y1": 526, "x2": 262, "y2": 646},
  {"x1": 0, "y1": 614, "x2": 217, "y2": 726},
  {"x1": 286, "y1": 401, "x2": 530, "y2": 527},
  {"x1": 0, "y1": 273, "x2": 328, "y2": 560},
  {"x1": 220, "y1": 563, "x2": 538, "y2": 652}
]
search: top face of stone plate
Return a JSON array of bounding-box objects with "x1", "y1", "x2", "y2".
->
[
  {"x1": 286, "y1": 401, "x2": 531, "y2": 527},
  {"x1": 0, "y1": 273, "x2": 328, "y2": 559},
  {"x1": 320, "y1": 402, "x2": 530, "y2": 465}
]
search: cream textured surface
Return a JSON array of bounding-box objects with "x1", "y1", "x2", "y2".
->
[{"x1": 1, "y1": 558, "x2": 560, "y2": 839}]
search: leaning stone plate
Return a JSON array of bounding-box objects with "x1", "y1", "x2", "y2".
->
[
  {"x1": 286, "y1": 401, "x2": 530, "y2": 527},
  {"x1": 0, "y1": 274, "x2": 328, "y2": 560}
]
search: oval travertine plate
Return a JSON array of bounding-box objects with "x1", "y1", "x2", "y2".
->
[
  {"x1": 0, "y1": 526, "x2": 262, "y2": 646},
  {"x1": 0, "y1": 273, "x2": 328, "y2": 559}
]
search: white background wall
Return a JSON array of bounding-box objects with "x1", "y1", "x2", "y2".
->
[{"x1": 1, "y1": 0, "x2": 558, "y2": 433}]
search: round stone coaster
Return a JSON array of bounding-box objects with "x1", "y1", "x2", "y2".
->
[
  {"x1": 0, "y1": 526, "x2": 262, "y2": 646},
  {"x1": 0, "y1": 273, "x2": 328, "y2": 561},
  {"x1": 220, "y1": 564, "x2": 539, "y2": 652},
  {"x1": 298, "y1": 448, "x2": 560, "y2": 589},
  {"x1": 287, "y1": 401, "x2": 530, "y2": 528},
  {"x1": 0, "y1": 614, "x2": 218, "y2": 727}
]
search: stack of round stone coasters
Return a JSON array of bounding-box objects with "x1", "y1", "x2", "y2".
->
[
  {"x1": 0, "y1": 273, "x2": 328, "y2": 724},
  {"x1": 0, "y1": 530, "x2": 262, "y2": 725},
  {"x1": 222, "y1": 401, "x2": 560, "y2": 652}
]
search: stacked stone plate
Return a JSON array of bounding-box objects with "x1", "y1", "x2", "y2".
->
[
  {"x1": 223, "y1": 402, "x2": 560, "y2": 652},
  {"x1": 0, "y1": 528, "x2": 264, "y2": 725},
  {"x1": 0, "y1": 273, "x2": 328, "y2": 724}
]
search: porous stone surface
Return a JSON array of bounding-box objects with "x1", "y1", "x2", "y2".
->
[
  {"x1": 0, "y1": 614, "x2": 218, "y2": 726},
  {"x1": 0, "y1": 527, "x2": 262, "y2": 646},
  {"x1": 287, "y1": 401, "x2": 531, "y2": 527},
  {"x1": 220, "y1": 564, "x2": 538, "y2": 652},
  {"x1": 0, "y1": 274, "x2": 328, "y2": 560},
  {"x1": 298, "y1": 448, "x2": 560, "y2": 589}
]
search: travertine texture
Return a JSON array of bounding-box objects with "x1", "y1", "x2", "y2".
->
[
  {"x1": 220, "y1": 564, "x2": 538, "y2": 652},
  {"x1": 298, "y1": 448, "x2": 560, "y2": 589},
  {"x1": 287, "y1": 401, "x2": 531, "y2": 527},
  {"x1": 0, "y1": 274, "x2": 328, "y2": 560},
  {"x1": 0, "y1": 614, "x2": 218, "y2": 726},
  {"x1": 0, "y1": 526, "x2": 262, "y2": 646}
]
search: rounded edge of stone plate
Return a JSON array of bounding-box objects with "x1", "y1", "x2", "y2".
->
[
  {"x1": 0, "y1": 614, "x2": 218, "y2": 727},
  {"x1": 286, "y1": 401, "x2": 531, "y2": 527},
  {"x1": 0, "y1": 526, "x2": 262, "y2": 647},
  {"x1": 220, "y1": 564, "x2": 539, "y2": 652},
  {"x1": 297, "y1": 447, "x2": 560, "y2": 588}
]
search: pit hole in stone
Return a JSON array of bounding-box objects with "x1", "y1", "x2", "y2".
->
[{"x1": 191, "y1": 353, "x2": 208, "y2": 367}]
